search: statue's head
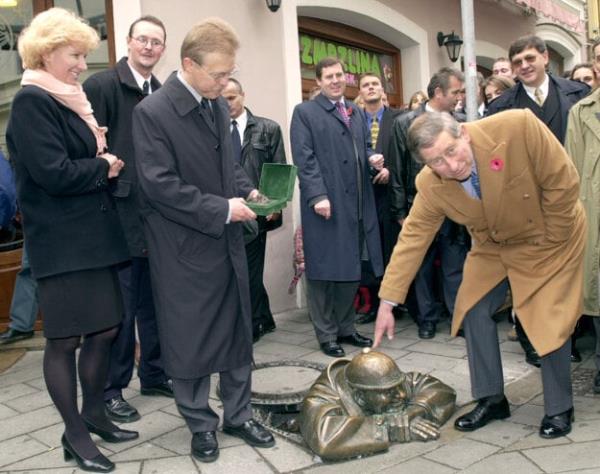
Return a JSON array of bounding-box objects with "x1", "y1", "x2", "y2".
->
[{"x1": 345, "y1": 349, "x2": 408, "y2": 414}]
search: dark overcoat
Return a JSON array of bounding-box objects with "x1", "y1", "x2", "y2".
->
[
  {"x1": 83, "y1": 57, "x2": 162, "y2": 257},
  {"x1": 6, "y1": 85, "x2": 129, "y2": 279},
  {"x1": 290, "y1": 93, "x2": 383, "y2": 281},
  {"x1": 132, "y1": 74, "x2": 254, "y2": 379}
]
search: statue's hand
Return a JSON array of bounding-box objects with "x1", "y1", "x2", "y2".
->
[
  {"x1": 409, "y1": 417, "x2": 440, "y2": 441},
  {"x1": 385, "y1": 412, "x2": 410, "y2": 443}
]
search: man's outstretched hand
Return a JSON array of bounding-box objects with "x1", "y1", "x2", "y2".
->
[{"x1": 373, "y1": 301, "x2": 396, "y2": 347}]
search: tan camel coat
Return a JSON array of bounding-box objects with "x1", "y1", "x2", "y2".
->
[{"x1": 379, "y1": 109, "x2": 586, "y2": 356}]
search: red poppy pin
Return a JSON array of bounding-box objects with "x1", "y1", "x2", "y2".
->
[
  {"x1": 490, "y1": 157, "x2": 504, "y2": 171},
  {"x1": 346, "y1": 107, "x2": 353, "y2": 116}
]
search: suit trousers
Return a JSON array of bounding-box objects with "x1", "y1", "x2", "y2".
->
[
  {"x1": 8, "y1": 247, "x2": 39, "y2": 332},
  {"x1": 463, "y1": 278, "x2": 573, "y2": 416},
  {"x1": 171, "y1": 364, "x2": 252, "y2": 433},
  {"x1": 306, "y1": 279, "x2": 360, "y2": 343},
  {"x1": 414, "y1": 226, "x2": 467, "y2": 324},
  {"x1": 245, "y1": 232, "x2": 275, "y2": 333},
  {"x1": 104, "y1": 257, "x2": 166, "y2": 400}
]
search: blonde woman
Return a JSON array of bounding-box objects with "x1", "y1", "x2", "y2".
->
[{"x1": 6, "y1": 8, "x2": 134, "y2": 472}]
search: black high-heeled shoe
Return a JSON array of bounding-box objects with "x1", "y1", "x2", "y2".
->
[
  {"x1": 61, "y1": 434, "x2": 115, "y2": 473},
  {"x1": 84, "y1": 418, "x2": 139, "y2": 443}
]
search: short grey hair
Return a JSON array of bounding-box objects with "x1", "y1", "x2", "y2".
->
[{"x1": 407, "y1": 111, "x2": 461, "y2": 163}]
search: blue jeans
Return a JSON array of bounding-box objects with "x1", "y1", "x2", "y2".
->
[{"x1": 9, "y1": 247, "x2": 39, "y2": 331}]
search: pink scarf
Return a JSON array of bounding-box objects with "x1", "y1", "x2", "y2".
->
[{"x1": 21, "y1": 69, "x2": 107, "y2": 155}]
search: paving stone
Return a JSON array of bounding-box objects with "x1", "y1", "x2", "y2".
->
[
  {"x1": 110, "y1": 442, "x2": 175, "y2": 461},
  {"x1": 566, "y1": 419, "x2": 600, "y2": 442},
  {"x1": 502, "y1": 429, "x2": 572, "y2": 452},
  {"x1": 376, "y1": 337, "x2": 419, "y2": 351},
  {"x1": 2, "y1": 440, "x2": 112, "y2": 470},
  {"x1": 377, "y1": 457, "x2": 455, "y2": 474},
  {"x1": 464, "y1": 419, "x2": 534, "y2": 447},
  {"x1": 142, "y1": 455, "x2": 198, "y2": 473},
  {"x1": 9, "y1": 350, "x2": 44, "y2": 371},
  {"x1": 0, "y1": 435, "x2": 50, "y2": 469},
  {"x1": 522, "y1": 439, "x2": 600, "y2": 472},
  {"x1": 500, "y1": 340, "x2": 525, "y2": 354},
  {"x1": 573, "y1": 395, "x2": 600, "y2": 419},
  {"x1": 274, "y1": 320, "x2": 314, "y2": 334},
  {"x1": 126, "y1": 393, "x2": 176, "y2": 416},
  {"x1": 509, "y1": 403, "x2": 545, "y2": 427},
  {"x1": 0, "y1": 382, "x2": 38, "y2": 404},
  {"x1": 192, "y1": 444, "x2": 274, "y2": 474},
  {"x1": 424, "y1": 438, "x2": 500, "y2": 470},
  {"x1": 408, "y1": 341, "x2": 467, "y2": 359},
  {"x1": 395, "y1": 352, "x2": 458, "y2": 372},
  {"x1": 0, "y1": 404, "x2": 62, "y2": 442},
  {"x1": 460, "y1": 451, "x2": 541, "y2": 473},
  {"x1": 0, "y1": 360, "x2": 43, "y2": 387},
  {"x1": 4, "y1": 388, "x2": 53, "y2": 413},
  {"x1": 253, "y1": 341, "x2": 314, "y2": 359},
  {"x1": 107, "y1": 461, "x2": 142, "y2": 473},
  {"x1": 258, "y1": 434, "x2": 314, "y2": 472},
  {"x1": 0, "y1": 403, "x2": 19, "y2": 420},
  {"x1": 505, "y1": 371, "x2": 542, "y2": 406},
  {"x1": 261, "y1": 330, "x2": 314, "y2": 345},
  {"x1": 96, "y1": 410, "x2": 186, "y2": 453},
  {"x1": 24, "y1": 377, "x2": 48, "y2": 390}
]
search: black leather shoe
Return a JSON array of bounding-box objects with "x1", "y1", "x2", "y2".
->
[
  {"x1": 355, "y1": 311, "x2": 377, "y2": 325},
  {"x1": 320, "y1": 341, "x2": 345, "y2": 357},
  {"x1": 62, "y1": 434, "x2": 115, "y2": 472},
  {"x1": 223, "y1": 419, "x2": 275, "y2": 448},
  {"x1": 337, "y1": 332, "x2": 372, "y2": 347},
  {"x1": 192, "y1": 431, "x2": 219, "y2": 463},
  {"x1": 0, "y1": 328, "x2": 34, "y2": 345},
  {"x1": 104, "y1": 396, "x2": 140, "y2": 423},
  {"x1": 140, "y1": 379, "x2": 174, "y2": 398},
  {"x1": 84, "y1": 419, "x2": 139, "y2": 443},
  {"x1": 539, "y1": 407, "x2": 574, "y2": 439},
  {"x1": 594, "y1": 372, "x2": 600, "y2": 394},
  {"x1": 418, "y1": 321, "x2": 436, "y2": 339},
  {"x1": 454, "y1": 395, "x2": 510, "y2": 431}
]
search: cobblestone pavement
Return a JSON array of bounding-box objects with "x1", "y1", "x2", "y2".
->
[{"x1": 1, "y1": 308, "x2": 599, "y2": 473}]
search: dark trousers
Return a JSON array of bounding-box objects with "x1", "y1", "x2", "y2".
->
[
  {"x1": 104, "y1": 257, "x2": 166, "y2": 400},
  {"x1": 306, "y1": 279, "x2": 360, "y2": 343},
  {"x1": 413, "y1": 222, "x2": 467, "y2": 325},
  {"x1": 245, "y1": 233, "x2": 275, "y2": 333},
  {"x1": 172, "y1": 364, "x2": 252, "y2": 433},
  {"x1": 463, "y1": 279, "x2": 573, "y2": 416}
]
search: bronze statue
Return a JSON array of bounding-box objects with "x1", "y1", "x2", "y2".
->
[{"x1": 299, "y1": 349, "x2": 456, "y2": 460}]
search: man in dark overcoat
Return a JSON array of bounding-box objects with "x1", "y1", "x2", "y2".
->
[
  {"x1": 132, "y1": 18, "x2": 275, "y2": 463},
  {"x1": 221, "y1": 78, "x2": 287, "y2": 342},
  {"x1": 290, "y1": 57, "x2": 384, "y2": 358},
  {"x1": 83, "y1": 15, "x2": 172, "y2": 424}
]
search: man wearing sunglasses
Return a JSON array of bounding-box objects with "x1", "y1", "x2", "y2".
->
[{"x1": 83, "y1": 16, "x2": 172, "y2": 424}]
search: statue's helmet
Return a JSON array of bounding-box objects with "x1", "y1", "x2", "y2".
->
[{"x1": 345, "y1": 349, "x2": 406, "y2": 390}]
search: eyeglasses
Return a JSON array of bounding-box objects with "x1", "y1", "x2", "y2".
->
[
  {"x1": 511, "y1": 54, "x2": 540, "y2": 68},
  {"x1": 423, "y1": 144, "x2": 460, "y2": 168},
  {"x1": 131, "y1": 36, "x2": 165, "y2": 50},
  {"x1": 195, "y1": 62, "x2": 239, "y2": 82}
]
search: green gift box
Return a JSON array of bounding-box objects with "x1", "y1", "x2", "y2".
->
[{"x1": 246, "y1": 163, "x2": 297, "y2": 216}]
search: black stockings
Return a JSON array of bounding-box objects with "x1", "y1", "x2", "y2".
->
[{"x1": 44, "y1": 325, "x2": 119, "y2": 459}]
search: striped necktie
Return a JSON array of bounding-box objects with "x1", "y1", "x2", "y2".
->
[
  {"x1": 370, "y1": 116, "x2": 379, "y2": 148},
  {"x1": 335, "y1": 101, "x2": 351, "y2": 128},
  {"x1": 534, "y1": 87, "x2": 544, "y2": 106}
]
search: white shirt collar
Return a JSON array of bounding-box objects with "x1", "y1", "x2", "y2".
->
[
  {"x1": 231, "y1": 109, "x2": 247, "y2": 137},
  {"x1": 523, "y1": 73, "x2": 549, "y2": 103},
  {"x1": 127, "y1": 61, "x2": 152, "y2": 94}
]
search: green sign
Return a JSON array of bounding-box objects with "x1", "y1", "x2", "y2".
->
[{"x1": 299, "y1": 33, "x2": 396, "y2": 93}]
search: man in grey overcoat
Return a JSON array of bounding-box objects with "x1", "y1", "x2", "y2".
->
[
  {"x1": 132, "y1": 18, "x2": 275, "y2": 463},
  {"x1": 290, "y1": 57, "x2": 384, "y2": 358}
]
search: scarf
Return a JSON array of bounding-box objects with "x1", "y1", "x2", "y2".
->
[{"x1": 21, "y1": 69, "x2": 107, "y2": 155}]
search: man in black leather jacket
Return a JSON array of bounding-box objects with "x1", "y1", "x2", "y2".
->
[
  {"x1": 222, "y1": 78, "x2": 287, "y2": 342},
  {"x1": 387, "y1": 68, "x2": 469, "y2": 339}
]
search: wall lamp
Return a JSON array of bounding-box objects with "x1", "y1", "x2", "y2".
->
[
  {"x1": 437, "y1": 31, "x2": 463, "y2": 62},
  {"x1": 266, "y1": 0, "x2": 281, "y2": 12}
]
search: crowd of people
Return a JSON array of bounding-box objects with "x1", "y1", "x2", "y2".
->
[{"x1": 1, "y1": 5, "x2": 600, "y2": 471}]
